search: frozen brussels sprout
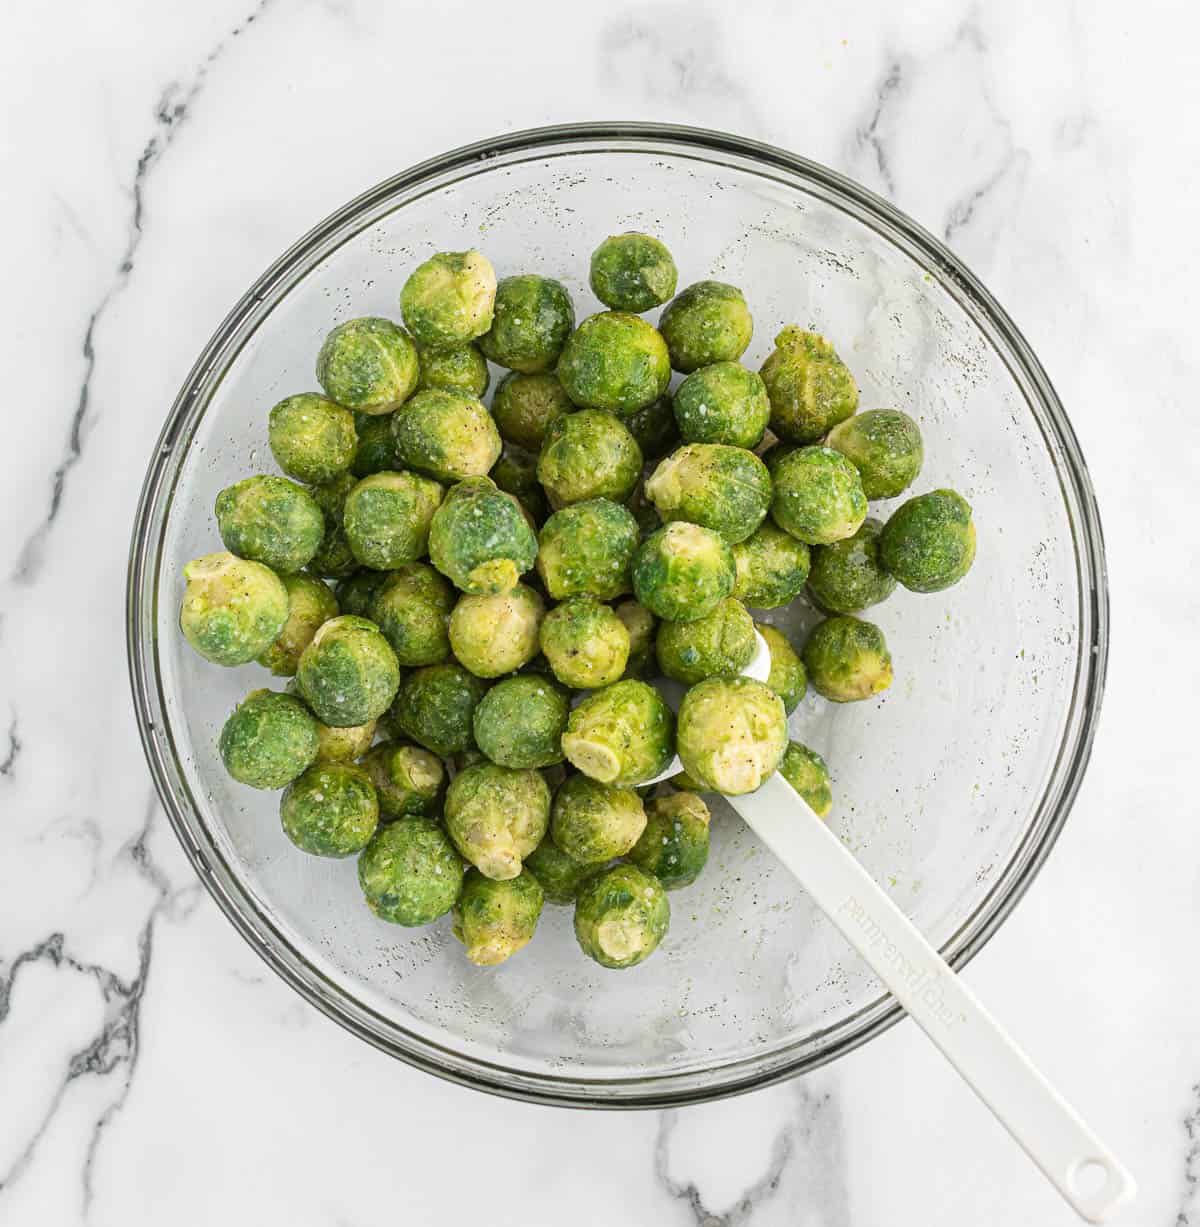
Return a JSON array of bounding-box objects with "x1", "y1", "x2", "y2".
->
[
  {"x1": 677, "y1": 676, "x2": 788, "y2": 795},
  {"x1": 478, "y1": 275, "x2": 575, "y2": 373},
  {"x1": 615, "y1": 599, "x2": 657, "y2": 678},
  {"x1": 561, "y1": 679, "x2": 675, "y2": 786},
  {"x1": 658, "y1": 281, "x2": 753, "y2": 373},
  {"x1": 589, "y1": 232, "x2": 678, "y2": 312},
  {"x1": 306, "y1": 472, "x2": 359, "y2": 580},
  {"x1": 779, "y1": 741, "x2": 833, "y2": 818},
  {"x1": 267, "y1": 393, "x2": 357, "y2": 484},
  {"x1": 757, "y1": 623, "x2": 807, "y2": 714},
  {"x1": 539, "y1": 598, "x2": 630, "y2": 689},
  {"x1": 536, "y1": 498, "x2": 639, "y2": 600},
  {"x1": 449, "y1": 583, "x2": 545, "y2": 678},
  {"x1": 644, "y1": 443, "x2": 771, "y2": 544},
  {"x1": 358, "y1": 817, "x2": 464, "y2": 927},
  {"x1": 179, "y1": 551, "x2": 289, "y2": 666},
  {"x1": 623, "y1": 393, "x2": 679, "y2": 461},
  {"x1": 490, "y1": 445, "x2": 549, "y2": 525},
  {"x1": 314, "y1": 716, "x2": 377, "y2": 764},
  {"x1": 807, "y1": 518, "x2": 896, "y2": 613},
  {"x1": 316, "y1": 316, "x2": 419, "y2": 414},
  {"x1": 350, "y1": 414, "x2": 400, "y2": 479},
  {"x1": 656, "y1": 597, "x2": 756, "y2": 685},
  {"x1": 760, "y1": 327, "x2": 858, "y2": 443},
  {"x1": 452, "y1": 868, "x2": 545, "y2": 965},
  {"x1": 826, "y1": 409, "x2": 923, "y2": 500},
  {"x1": 416, "y1": 342, "x2": 490, "y2": 398},
  {"x1": 343, "y1": 470, "x2": 444, "y2": 571},
  {"x1": 472, "y1": 675, "x2": 569, "y2": 769},
  {"x1": 490, "y1": 371, "x2": 574, "y2": 452},
  {"x1": 296, "y1": 615, "x2": 401, "y2": 727},
  {"x1": 770, "y1": 446, "x2": 867, "y2": 546},
  {"x1": 556, "y1": 312, "x2": 671, "y2": 415},
  {"x1": 550, "y1": 773, "x2": 646, "y2": 863},
  {"x1": 257, "y1": 572, "x2": 339, "y2": 676},
  {"x1": 391, "y1": 388, "x2": 501, "y2": 482},
  {"x1": 536, "y1": 409, "x2": 643, "y2": 509},
  {"x1": 428, "y1": 476, "x2": 538, "y2": 595},
  {"x1": 524, "y1": 837, "x2": 596, "y2": 905},
  {"x1": 400, "y1": 249, "x2": 497, "y2": 350},
  {"x1": 732, "y1": 522, "x2": 811, "y2": 609},
  {"x1": 444, "y1": 761, "x2": 550, "y2": 879},
  {"x1": 879, "y1": 489, "x2": 976, "y2": 593},
  {"x1": 360, "y1": 739, "x2": 445, "y2": 818},
  {"x1": 215, "y1": 475, "x2": 324, "y2": 574},
  {"x1": 672, "y1": 362, "x2": 770, "y2": 450},
  {"x1": 628, "y1": 791, "x2": 711, "y2": 889},
  {"x1": 802, "y1": 615, "x2": 893, "y2": 702},
  {"x1": 388, "y1": 662, "x2": 489, "y2": 756},
  {"x1": 334, "y1": 568, "x2": 388, "y2": 618},
  {"x1": 574, "y1": 864, "x2": 669, "y2": 969},
  {"x1": 218, "y1": 689, "x2": 320, "y2": 789},
  {"x1": 280, "y1": 763, "x2": 379, "y2": 857},
  {"x1": 631, "y1": 522, "x2": 736, "y2": 623},
  {"x1": 368, "y1": 562, "x2": 453, "y2": 666}
]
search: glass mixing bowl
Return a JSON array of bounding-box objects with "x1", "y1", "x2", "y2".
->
[{"x1": 127, "y1": 123, "x2": 1107, "y2": 1107}]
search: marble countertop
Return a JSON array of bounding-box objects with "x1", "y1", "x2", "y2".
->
[{"x1": 2, "y1": 1, "x2": 1196, "y2": 1223}]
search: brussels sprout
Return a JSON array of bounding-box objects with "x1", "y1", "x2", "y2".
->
[
  {"x1": 537, "y1": 409, "x2": 642, "y2": 509},
  {"x1": 757, "y1": 623, "x2": 807, "y2": 714},
  {"x1": 589, "y1": 232, "x2": 678, "y2": 312},
  {"x1": 390, "y1": 388, "x2": 501, "y2": 483},
  {"x1": 334, "y1": 568, "x2": 389, "y2": 618},
  {"x1": 759, "y1": 327, "x2": 858, "y2": 443},
  {"x1": 315, "y1": 316, "x2": 419, "y2": 414},
  {"x1": 614, "y1": 599, "x2": 657, "y2": 678},
  {"x1": 358, "y1": 817, "x2": 464, "y2": 926},
  {"x1": 802, "y1": 615, "x2": 893, "y2": 702},
  {"x1": 561, "y1": 679, "x2": 675, "y2": 786},
  {"x1": 296, "y1": 615, "x2": 401, "y2": 727},
  {"x1": 343, "y1": 470, "x2": 444, "y2": 570},
  {"x1": 826, "y1": 409, "x2": 923, "y2": 500},
  {"x1": 314, "y1": 717, "x2": 377, "y2": 764},
  {"x1": 267, "y1": 393, "x2": 357, "y2": 484},
  {"x1": 574, "y1": 864, "x2": 669, "y2": 969},
  {"x1": 215, "y1": 475, "x2": 325, "y2": 574},
  {"x1": 400, "y1": 250, "x2": 497, "y2": 350},
  {"x1": 676, "y1": 676, "x2": 788, "y2": 795},
  {"x1": 672, "y1": 362, "x2": 770, "y2": 450},
  {"x1": 732, "y1": 522, "x2": 811, "y2": 609},
  {"x1": 490, "y1": 445, "x2": 549, "y2": 525},
  {"x1": 416, "y1": 342, "x2": 490, "y2": 398},
  {"x1": 472, "y1": 675, "x2": 569, "y2": 769},
  {"x1": 770, "y1": 446, "x2": 867, "y2": 545},
  {"x1": 550, "y1": 773, "x2": 646, "y2": 863},
  {"x1": 879, "y1": 489, "x2": 976, "y2": 593},
  {"x1": 490, "y1": 371, "x2": 575, "y2": 452},
  {"x1": 428, "y1": 476, "x2": 538, "y2": 595},
  {"x1": 623, "y1": 394, "x2": 679, "y2": 461},
  {"x1": 218, "y1": 688, "x2": 320, "y2": 789},
  {"x1": 257, "y1": 572, "x2": 339, "y2": 676},
  {"x1": 452, "y1": 869, "x2": 545, "y2": 965},
  {"x1": 524, "y1": 836, "x2": 596, "y2": 905},
  {"x1": 779, "y1": 741, "x2": 832, "y2": 818},
  {"x1": 444, "y1": 762, "x2": 550, "y2": 879},
  {"x1": 368, "y1": 562, "x2": 453, "y2": 666},
  {"x1": 280, "y1": 763, "x2": 379, "y2": 857},
  {"x1": 350, "y1": 414, "x2": 400, "y2": 479},
  {"x1": 628, "y1": 791, "x2": 711, "y2": 889},
  {"x1": 306, "y1": 472, "x2": 359, "y2": 579},
  {"x1": 536, "y1": 498, "x2": 639, "y2": 600},
  {"x1": 179, "y1": 551, "x2": 289, "y2": 666},
  {"x1": 388, "y1": 662, "x2": 489, "y2": 756},
  {"x1": 449, "y1": 583, "x2": 545, "y2": 678},
  {"x1": 644, "y1": 443, "x2": 771, "y2": 544},
  {"x1": 631, "y1": 522, "x2": 736, "y2": 623},
  {"x1": 539, "y1": 598, "x2": 630, "y2": 689},
  {"x1": 807, "y1": 517, "x2": 896, "y2": 613},
  {"x1": 656, "y1": 597, "x2": 756, "y2": 685},
  {"x1": 360, "y1": 739, "x2": 445, "y2": 818},
  {"x1": 556, "y1": 312, "x2": 671, "y2": 415},
  {"x1": 658, "y1": 281, "x2": 753, "y2": 373},
  {"x1": 478, "y1": 275, "x2": 575, "y2": 373}
]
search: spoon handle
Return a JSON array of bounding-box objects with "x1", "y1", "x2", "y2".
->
[{"x1": 730, "y1": 772, "x2": 1135, "y2": 1223}]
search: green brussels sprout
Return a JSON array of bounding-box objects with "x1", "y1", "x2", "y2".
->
[
  {"x1": 550, "y1": 773, "x2": 646, "y2": 863},
  {"x1": 350, "y1": 414, "x2": 400, "y2": 478},
  {"x1": 267, "y1": 393, "x2": 357, "y2": 484},
  {"x1": 490, "y1": 445, "x2": 549, "y2": 525},
  {"x1": 472, "y1": 675, "x2": 569, "y2": 769},
  {"x1": 574, "y1": 864, "x2": 670, "y2": 969},
  {"x1": 490, "y1": 371, "x2": 575, "y2": 452},
  {"x1": 343, "y1": 470, "x2": 445, "y2": 571},
  {"x1": 770, "y1": 446, "x2": 867, "y2": 545},
  {"x1": 179, "y1": 551, "x2": 289, "y2": 666},
  {"x1": 368, "y1": 562, "x2": 453, "y2": 666},
  {"x1": 358, "y1": 817, "x2": 464, "y2": 926},
  {"x1": 732, "y1": 522, "x2": 812, "y2": 609},
  {"x1": 672, "y1": 362, "x2": 770, "y2": 449},
  {"x1": 628, "y1": 791, "x2": 711, "y2": 889},
  {"x1": 656, "y1": 597, "x2": 756, "y2": 685},
  {"x1": 334, "y1": 568, "x2": 388, "y2": 618},
  {"x1": 561, "y1": 679, "x2": 675, "y2": 786},
  {"x1": 388, "y1": 662, "x2": 489, "y2": 756},
  {"x1": 536, "y1": 409, "x2": 642, "y2": 509},
  {"x1": 807, "y1": 517, "x2": 896, "y2": 613},
  {"x1": 759, "y1": 327, "x2": 858, "y2": 443},
  {"x1": 677, "y1": 676, "x2": 788, "y2": 795},
  {"x1": 314, "y1": 717, "x2": 377, "y2": 764},
  {"x1": 360, "y1": 739, "x2": 445, "y2": 818},
  {"x1": 779, "y1": 741, "x2": 832, "y2": 818},
  {"x1": 879, "y1": 489, "x2": 976, "y2": 593},
  {"x1": 623, "y1": 394, "x2": 679, "y2": 461},
  {"x1": 524, "y1": 836, "x2": 596, "y2": 904},
  {"x1": 757, "y1": 623, "x2": 807, "y2": 714},
  {"x1": 631, "y1": 522, "x2": 736, "y2": 623},
  {"x1": 614, "y1": 599, "x2": 657, "y2": 678},
  {"x1": 400, "y1": 250, "x2": 497, "y2": 350},
  {"x1": 449, "y1": 583, "x2": 545, "y2": 678},
  {"x1": 478, "y1": 275, "x2": 575, "y2": 373},
  {"x1": 428, "y1": 476, "x2": 538, "y2": 595},
  {"x1": 802, "y1": 615, "x2": 893, "y2": 702},
  {"x1": 416, "y1": 342, "x2": 490, "y2": 398},
  {"x1": 218, "y1": 688, "x2": 320, "y2": 789},
  {"x1": 538, "y1": 598, "x2": 630, "y2": 690},
  {"x1": 315, "y1": 316, "x2": 419, "y2": 414},
  {"x1": 536, "y1": 498, "x2": 639, "y2": 600},
  {"x1": 257, "y1": 572, "x2": 339, "y2": 676},
  {"x1": 444, "y1": 761, "x2": 550, "y2": 879},
  {"x1": 391, "y1": 388, "x2": 501, "y2": 483},
  {"x1": 280, "y1": 763, "x2": 379, "y2": 857},
  {"x1": 305, "y1": 472, "x2": 359, "y2": 580},
  {"x1": 215, "y1": 475, "x2": 325, "y2": 574},
  {"x1": 296, "y1": 615, "x2": 401, "y2": 727},
  {"x1": 589, "y1": 232, "x2": 678, "y2": 312},
  {"x1": 644, "y1": 443, "x2": 771, "y2": 544},
  {"x1": 452, "y1": 868, "x2": 545, "y2": 965},
  {"x1": 556, "y1": 312, "x2": 671, "y2": 415},
  {"x1": 826, "y1": 409, "x2": 923, "y2": 500},
  {"x1": 658, "y1": 281, "x2": 753, "y2": 374}
]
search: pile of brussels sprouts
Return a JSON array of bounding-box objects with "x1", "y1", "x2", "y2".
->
[{"x1": 179, "y1": 233, "x2": 975, "y2": 972}]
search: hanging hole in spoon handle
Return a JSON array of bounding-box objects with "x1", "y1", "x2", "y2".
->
[{"x1": 729, "y1": 772, "x2": 1137, "y2": 1223}]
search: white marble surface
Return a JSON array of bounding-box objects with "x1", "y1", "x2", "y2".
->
[{"x1": 1, "y1": 1, "x2": 1197, "y2": 1223}]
